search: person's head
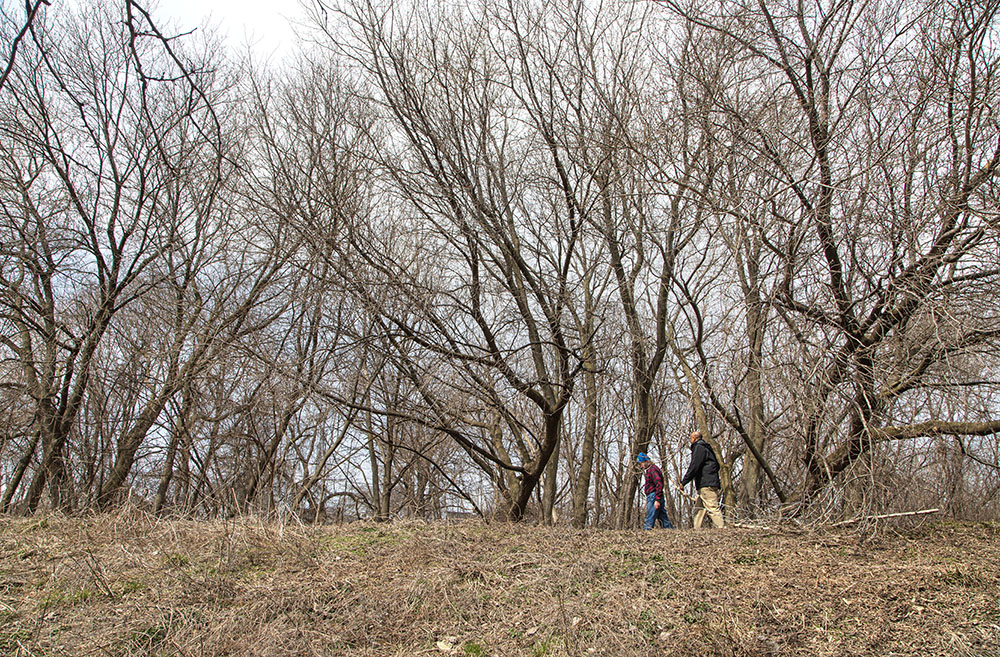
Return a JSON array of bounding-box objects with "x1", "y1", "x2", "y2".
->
[
  {"x1": 636, "y1": 452, "x2": 652, "y2": 468},
  {"x1": 689, "y1": 431, "x2": 702, "y2": 445}
]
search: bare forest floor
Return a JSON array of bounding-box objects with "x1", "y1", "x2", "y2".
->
[{"x1": 0, "y1": 513, "x2": 998, "y2": 657}]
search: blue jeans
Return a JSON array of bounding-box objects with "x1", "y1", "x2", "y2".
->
[{"x1": 644, "y1": 492, "x2": 674, "y2": 529}]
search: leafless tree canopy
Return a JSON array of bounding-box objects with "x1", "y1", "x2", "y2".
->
[{"x1": 1, "y1": 0, "x2": 998, "y2": 525}]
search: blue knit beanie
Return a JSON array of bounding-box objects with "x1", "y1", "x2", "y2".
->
[{"x1": 636, "y1": 452, "x2": 650, "y2": 463}]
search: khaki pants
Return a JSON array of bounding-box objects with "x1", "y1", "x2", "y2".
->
[{"x1": 694, "y1": 486, "x2": 725, "y2": 529}]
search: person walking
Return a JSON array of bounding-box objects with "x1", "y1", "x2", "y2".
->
[
  {"x1": 680, "y1": 431, "x2": 725, "y2": 528},
  {"x1": 637, "y1": 452, "x2": 674, "y2": 530}
]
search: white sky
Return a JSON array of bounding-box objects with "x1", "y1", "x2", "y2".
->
[{"x1": 151, "y1": 0, "x2": 309, "y2": 61}]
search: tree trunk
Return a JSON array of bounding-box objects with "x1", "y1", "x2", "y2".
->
[
  {"x1": 367, "y1": 407, "x2": 383, "y2": 521},
  {"x1": 379, "y1": 436, "x2": 394, "y2": 520},
  {"x1": 23, "y1": 410, "x2": 66, "y2": 514},
  {"x1": 571, "y1": 343, "x2": 598, "y2": 528},
  {"x1": 97, "y1": 382, "x2": 184, "y2": 509},
  {"x1": 675, "y1": 357, "x2": 737, "y2": 523},
  {"x1": 501, "y1": 410, "x2": 563, "y2": 521},
  {"x1": 737, "y1": 273, "x2": 768, "y2": 510},
  {"x1": 1, "y1": 433, "x2": 39, "y2": 513},
  {"x1": 541, "y1": 428, "x2": 561, "y2": 525},
  {"x1": 618, "y1": 378, "x2": 656, "y2": 529},
  {"x1": 154, "y1": 383, "x2": 194, "y2": 514}
]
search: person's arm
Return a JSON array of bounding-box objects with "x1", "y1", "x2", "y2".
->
[{"x1": 680, "y1": 444, "x2": 705, "y2": 486}]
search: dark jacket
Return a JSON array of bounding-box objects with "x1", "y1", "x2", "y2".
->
[{"x1": 681, "y1": 438, "x2": 721, "y2": 489}]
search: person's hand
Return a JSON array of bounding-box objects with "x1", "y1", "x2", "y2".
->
[{"x1": 654, "y1": 500, "x2": 660, "y2": 510}]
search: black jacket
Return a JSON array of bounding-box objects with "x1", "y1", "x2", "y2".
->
[{"x1": 681, "y1": 438, "x2": 721, "y2": 489}]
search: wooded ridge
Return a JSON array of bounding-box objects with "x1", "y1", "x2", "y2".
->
[{"x1": 1, "y1": 0, "x2": 998, "y2": 526}]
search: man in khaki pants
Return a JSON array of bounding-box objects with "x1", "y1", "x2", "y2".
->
[{"x1": 680, "y1": 431, "x2": 725, "y2": 528}]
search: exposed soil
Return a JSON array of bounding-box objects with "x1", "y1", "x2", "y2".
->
[{"x1": 1, "y1": 513, "x2": 997, "y2": 656}]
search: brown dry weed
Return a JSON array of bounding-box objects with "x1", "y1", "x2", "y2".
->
[{"x1": 1, "y1": 511, "x2": 998, "y2": 656}]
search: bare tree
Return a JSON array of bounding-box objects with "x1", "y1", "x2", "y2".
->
[
  {"x1": 301, "y1": 0, "x2": 598, "y2": 521},
  {"x1": 3, "y1": 0, "x2": 997, "y2": 524},
  {"x1": 0, "y1": 0, "x2": 48, "y2": 93},
  {"x1": 0, "y1": 0, "x2": 226, "y2": 512},
  {"x1": 661, "y1": 0, "x2": 1000, "y2": 516}
]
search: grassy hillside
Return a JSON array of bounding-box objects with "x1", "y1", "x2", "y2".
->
[{"x1": 1, "y1": 513, "x2": 997, "y2": 656}]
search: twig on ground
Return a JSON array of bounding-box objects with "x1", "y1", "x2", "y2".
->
[{"x1": 831, "y1": 508, "x2": 940, "y2": 527}]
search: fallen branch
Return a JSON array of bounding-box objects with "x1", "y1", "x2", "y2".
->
[
  {"x1": 730, "y1": 523, "x2": 775, "y2": 530},
  {"x1": 831, "y1": 508, "x2": 940, "y2": 527}
]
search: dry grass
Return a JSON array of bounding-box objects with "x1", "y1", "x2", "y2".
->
[{"x1": 1, "y1": 511, "x2": 998, "y2": 656}]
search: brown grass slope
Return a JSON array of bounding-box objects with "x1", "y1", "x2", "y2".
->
[{"x1": 0, "y1": 514, "x2": 997, "y2": 657}]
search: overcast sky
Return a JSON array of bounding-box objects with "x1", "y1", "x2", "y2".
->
[{"x1": 152, "y1": 0, "x2": 308, "y2": 61}]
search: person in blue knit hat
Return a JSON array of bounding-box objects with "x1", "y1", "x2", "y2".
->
[{"x1": 637, "y1": 452, "x2": 673, "y2": 529}]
